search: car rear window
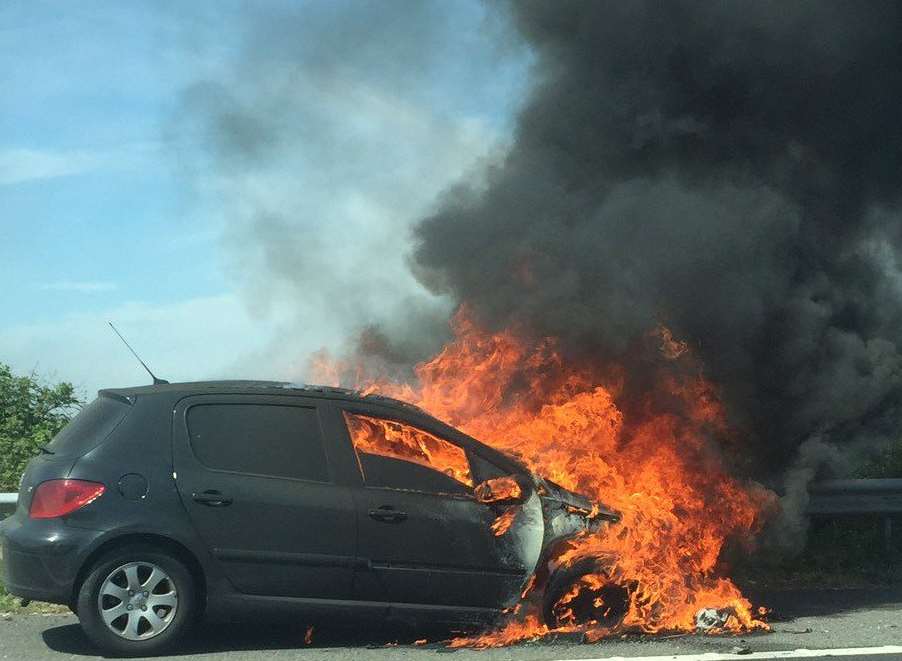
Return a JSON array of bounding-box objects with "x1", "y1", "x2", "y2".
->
[
  {"x1": 46, "y1": 394, "x2": 131, "y2": 456},
  {"x1": 186, "y1": 404, "x2": 330, "y2": 482}
]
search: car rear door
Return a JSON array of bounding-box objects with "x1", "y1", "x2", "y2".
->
[
  {"x1": 172, "y1": 394, "x2": 357, "y2": 599},
  {"x1": 339, "y1": 408, "x2": 532, "y2": 609}
]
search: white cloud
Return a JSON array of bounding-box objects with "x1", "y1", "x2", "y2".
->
[
  {"x1": 38, "y1": 281, "x2": 118, "y2": 293},
  {"x1": 0, "y1": 142, "x2": 162, "y2": 186},
  {"x1": 0, "y1": 148, "x2": 105, "y2": 186}
]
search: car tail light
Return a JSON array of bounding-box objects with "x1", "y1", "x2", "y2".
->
[{"x1": 30, "y1": 479, "x2": 105, "y2": 519}]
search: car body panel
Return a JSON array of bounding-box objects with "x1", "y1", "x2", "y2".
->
[
  {"x1": 351, "y1": 486, "x2": 530, "y2": 608},
  {"x1": 1, "y1": 515, "x2": 105, "y2": 602},
  {"x1": 171, "y1": 394, "x2": 358, "y2": 600}
]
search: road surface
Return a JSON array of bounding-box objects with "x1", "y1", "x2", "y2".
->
[{"x1": 1, "y1": 588, "x2": 901, "y2": 660}]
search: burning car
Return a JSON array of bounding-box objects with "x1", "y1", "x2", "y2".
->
[{"x1": 0, "y1": 380, "x2": 620, "y2": 656}]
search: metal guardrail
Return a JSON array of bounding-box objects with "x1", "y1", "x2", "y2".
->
[
  {"x1": 0, "y1": 492, "x2": 17, "y2": 519},
  {"x1": 807, "y1": 479, "x2": 902, "y2": 553},
  {"x1": 807, "y1": 479, "x2": 902, "y2": 515}
]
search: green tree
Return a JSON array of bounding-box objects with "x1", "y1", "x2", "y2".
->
[{"x1": 0, "y1": 363, "x2": 83, "y2": 491}]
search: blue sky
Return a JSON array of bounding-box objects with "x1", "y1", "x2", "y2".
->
[{"x1": 0, "y1": 1, "x2": 530, "y2": 397}]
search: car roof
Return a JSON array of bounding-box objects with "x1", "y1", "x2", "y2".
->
[{"x1": 99, "y1": 379, "x2": 434, "y2": 416}]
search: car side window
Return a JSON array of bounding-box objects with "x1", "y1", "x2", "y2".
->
[
  {"x1": 343, "y1": 411, "x2": 473, "y2": 494},
  {"x1": 187, "y1": 404, "x2": 330, "y2": 482}
]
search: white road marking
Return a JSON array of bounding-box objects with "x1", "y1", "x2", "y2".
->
[{"x1": 556, "y1": 645, "x2": 902, "y2": 660}]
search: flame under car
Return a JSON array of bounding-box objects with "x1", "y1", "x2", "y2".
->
[{"x1": 0, "y1": 380, "x2": 620, "y2": 657}]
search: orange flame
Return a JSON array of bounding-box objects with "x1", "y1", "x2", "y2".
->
[
  {"x1": 490, "y1": 507, "x2": 519, "y2": 536},
  {"x1": 344, "y1": 411, "x2": 472, "y2": 486},
  {"x1": 474, "y1": 476, "x2": 523, "y2": 504},
  {"x1": 316, "y1": 308, "x2": 774, "y2": 644},
  {"x1": 553, "y1": 573, "x2": 621, "y2": 628}
]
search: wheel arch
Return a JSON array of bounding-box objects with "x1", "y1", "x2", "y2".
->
[
  {"x1": 540, "y1": 555, "x2": 625, "y2": 628},
  {"x1": 72, "y1": 533, "x2": 207, "y2": 617}
]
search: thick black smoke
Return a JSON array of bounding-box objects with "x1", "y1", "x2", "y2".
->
[{"x1": 409, "y1": 1, "x2": 902, "y2": 480}]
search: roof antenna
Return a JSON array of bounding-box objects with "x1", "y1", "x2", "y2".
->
[{"x1": 108, "y1": 322, "x2": 169, "y2": 385}]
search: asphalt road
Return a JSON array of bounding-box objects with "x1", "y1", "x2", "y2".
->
[{"x1": 2, "y1": 588, "x2": 902, "y2": 661}]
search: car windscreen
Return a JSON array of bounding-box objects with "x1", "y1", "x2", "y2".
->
[{"x1": 46, "y1": 394, "x2": 132, "y2": 456}]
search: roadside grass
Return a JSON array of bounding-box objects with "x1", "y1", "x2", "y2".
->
[{"x1": 737, "y1": 514, "x2": 902, "y2": 590}]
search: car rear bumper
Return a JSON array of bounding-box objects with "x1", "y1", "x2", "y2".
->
[{"x1": 1, "y1": 513, "x2": 104, "y2": 605}]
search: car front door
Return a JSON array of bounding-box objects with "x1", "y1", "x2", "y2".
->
[
  {"x1": 172, "y1": 394, "x2": 357, "y2": 599},
  {"x1": 340, "y1": 408, "x2": 533, "y2": 610}
]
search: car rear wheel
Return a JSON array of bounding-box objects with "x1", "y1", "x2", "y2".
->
[
  {"x1": 77, "y1": 545, "x2": 195, "y2": 657},
  {"x1": 542, "y1": 557, "x2": 629, "y2": 630}
]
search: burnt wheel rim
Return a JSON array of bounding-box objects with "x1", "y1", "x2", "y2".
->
[
  {"x1": 97, "y1": 561, "x2": 178, "y2": 641},
  {"x1": 552, "y1": 575, "x2": 629, "y2": 628}
]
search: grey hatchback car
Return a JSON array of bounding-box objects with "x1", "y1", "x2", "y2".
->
[{"x1": 1, "y1": 381, "x2": 619, "y2": 656}]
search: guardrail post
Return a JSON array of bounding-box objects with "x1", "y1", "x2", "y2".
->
[
  {"x1": 886, "y1": 516, "x2": 894, "y2": 555},
  {"x1": 0, "y1": 492, "x2": 18, "y2": 520}
]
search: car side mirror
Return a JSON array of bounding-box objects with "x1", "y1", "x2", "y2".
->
[{"x1": 474, "y1": 476, "x2": 524, "y2": 504}]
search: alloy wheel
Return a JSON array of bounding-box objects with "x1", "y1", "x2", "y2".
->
[{"x1": 96, "y1": 561, "x2": 179, "y2": 641}]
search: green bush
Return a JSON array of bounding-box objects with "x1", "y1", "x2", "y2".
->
[
  {"x1": 0, "y1": 579, "x2": 17, "y2": 611},
  {"x1": 0, "y1": 363, "x2": 83, "y2": 492}
]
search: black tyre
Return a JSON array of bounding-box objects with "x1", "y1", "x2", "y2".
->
[
  {"x1": 76, "y1": 544, "x2": 196, "y2": 657},
  {"x1": 541, "y1": 557, "x2": 629, "y2": 629}
]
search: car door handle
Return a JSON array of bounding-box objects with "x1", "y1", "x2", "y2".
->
[
  {"x1": 368, "y1": 506, "x2": 407, "y2": 523},
  {"x1": 192, "y1": 490, "x2": 233, "y2": 507}
]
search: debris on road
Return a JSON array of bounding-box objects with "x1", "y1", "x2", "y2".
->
[
  {"x1": 695, "y1": 607, "x2": 734, "y2": 630},
  {"x1": 779, "y1": 626, "x2": 813, "y2": 634}
]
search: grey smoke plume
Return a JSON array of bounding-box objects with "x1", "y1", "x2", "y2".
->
[
  {"x1": 410, "y1": 0, "x2": 902, "y2": 479},
  {"x1": 177, "y1": 1, "x2": 526, "y2": 379}
]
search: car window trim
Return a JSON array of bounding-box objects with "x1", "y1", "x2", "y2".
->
[
  {"x1": 186, "y1": 463, "x2": 335, "y2": 486},
  {"x1": 357, "y1": 480, "x2": 476, "y2": 500}
]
